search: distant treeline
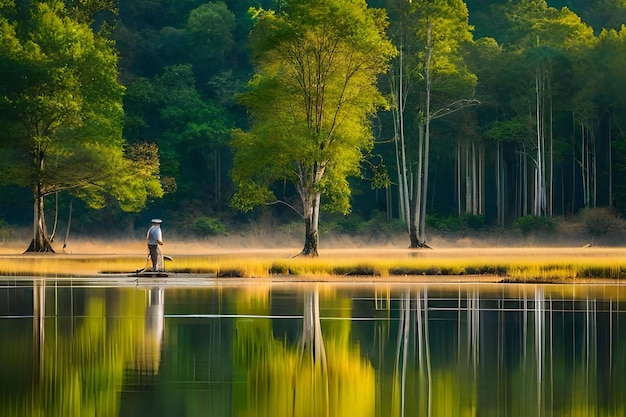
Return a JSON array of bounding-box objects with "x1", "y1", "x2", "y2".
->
[{"x1": 1, "y1": 0, "x2": 626, "y2": 241}]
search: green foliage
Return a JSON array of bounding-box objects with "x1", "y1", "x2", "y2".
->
[
  {"x1": 124, "y1": 64, "x2": 232, "y2": 206},
  {"x1": 332, "y1": 215, "x2": 366, "y2": 234},
  {"x1": 194, "y1": 216, "x2": 227, "y2": 236},
  {"x1": 231, "y1": 0, "x2": 396, "y2": 228},
  {"x1": 0, "y1": 0, "x2": 163, "y2": 248},
  {"x1": 485, "y1": 118, "x2": 526, "y2": 143},
  {"x1": 186, "y1": 2, "x2": 236, "y2": 59},
  {"x1": 427, "y1": 214, "x2": 485, "y2": 232},
  {"x1": 513, "y1": 215, "x2": 555, "y2": 236}
]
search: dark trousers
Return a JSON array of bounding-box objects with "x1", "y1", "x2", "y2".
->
[{"x1": 148, "y1": 244, "x2": 162, "y2": 271}]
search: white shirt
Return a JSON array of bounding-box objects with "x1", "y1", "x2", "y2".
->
[{"x1": 147, "y1": 225, "x2": 162, "y2": 245}]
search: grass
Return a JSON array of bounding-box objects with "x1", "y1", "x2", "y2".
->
[{"x1": 1, "y1": 247, "x2": 626, "y2": 282}]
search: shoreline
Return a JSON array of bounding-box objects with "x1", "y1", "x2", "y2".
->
[{"x1": 1, "y1": 245, "x2": 626, "y2": 282}]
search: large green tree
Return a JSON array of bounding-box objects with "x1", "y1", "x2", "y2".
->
[
  {"x1": 0, "y1": 0, "x2": 162, "y2": 252},
  {"x1": 231, "y1": 0, "x2": 395, "y2": 256}
]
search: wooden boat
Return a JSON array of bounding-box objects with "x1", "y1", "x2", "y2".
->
[{"x1": 133, "y1": 271, "x2": 168, "y2": 278}]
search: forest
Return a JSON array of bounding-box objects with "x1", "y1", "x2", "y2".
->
[{"x1": 1, "y1": 0, "x2": 626, "y2": 252}]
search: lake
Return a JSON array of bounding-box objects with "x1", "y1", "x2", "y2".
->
[{"x1": 0, "y1": 278, "x2": 624, "y2": 416}]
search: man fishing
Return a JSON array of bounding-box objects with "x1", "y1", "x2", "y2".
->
[{"x1": 146, "y1": 219, "x2": 164, "y2": 272}]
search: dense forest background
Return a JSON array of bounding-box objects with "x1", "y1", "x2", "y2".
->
[{"x1": 2, "y1": 0, "x2": 626, "y2": 246}]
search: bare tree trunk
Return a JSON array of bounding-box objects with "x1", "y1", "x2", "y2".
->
[
  {"x1": 386, "y1": 183, "x2": 393, "y2": 221},
  {"x1": 26, "y1": 185, "x2": 54, "y2": 253},
  {"x1": 480, "y1": 143, "x2": 485, "y2": 215},
  {"x1": 456, "y1": 141, "x2": 461, "y2": 216},
  {"x1": 547, "y1": 89, "x2": 554, "y2": 217},
  {"x1": 534, "y1": 67, "x2": 546, "y2": 217},
  {"x1": 50, "y1": 192, "x2": 59, "y2": 242},
  {"x1": 571, "y1": 124, "x2": 576, "y2": 213},
  {"x1": 609, "y1": 111, "x2": 613, "y2": 208},
  {"x1": 496, "y1": 141, "x2": 502, "y2": 226},
  {"x1": 409, "y1": 168, "x2": 421, "y2": 248},
  {"x1": 416, "y1": 22, "x2": 433, "y2": 247},
  {"x1": 409, "y1": 123, "x2": 428, "y2": 248},
  {"x1": 301, "y1": 191, "x2": 320, "y2": 256},
  {"x1": 214, "y1": 148, "x2": 221, "y2": 202},
  {"x1": 465, "y1": 142, "x2": 471, "y2": 213},
  {"x1": 472, "y1": 141, "x2": 477, "y2": 214},
  {"x1": 398, "y1": 46, "x2": 410, "y2": 230},
  {"x1": 389, "y1": 38, "x2": 410, "y2": 231},
  {"x1": 592, "y1": 129, "x2": 597, "y2": 208}
]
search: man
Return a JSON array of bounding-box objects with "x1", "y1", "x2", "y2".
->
[{"x1": 146, "y1": 219, "x2": 164, "y2": 271}]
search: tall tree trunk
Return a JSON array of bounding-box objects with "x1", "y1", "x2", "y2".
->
[
  {"x1": 408, "y1": 22, "x2": 432, "y2": 249},
  {"x1": 214, "y1": 148, "x2": 221, "y2": 202},
  {"x1": 390, "y1": 38, "x2": 411, "y2": 231},
  {"x1": 465, "y1": 141, "x2": 471, "y2": 213},
  {"x1": 609, "y1": 111, "x2": 613, "y2": 208},
  {"x1": 472, "y1": 141, "x2": 477, "y2": 214},
  {"x1": 456, "y1": 141, "x2": 461, "y2": 216},
  {"x1": 409, "y1": 123, "x2": 427, "y2": 248},
  {"x1": 301, "y1": 191, "x2": 320, "y2": 257},
  {"x1": 418, "y1": 22, "x2": 433, "y2": 246},
  {"x1": 496, "y1": 141, "x2": 502, "y2": 227},
  {"x1": 548, "y1": 89, "x2": 554, "y2": 217},
  {"x1": 26, "y1": 184, "x2": 54, "y2": 253},
  {"x1": 534, "y1": 67, "x2": 546, "y2": 217},
  {"x1": 480, "y1": 143, "x2": 485, "y2": 215}
]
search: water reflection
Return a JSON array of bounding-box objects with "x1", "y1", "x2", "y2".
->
[
  {"x1": 136, "y1": 287, "x2": 164, "y2": 374},
  {"x1": 0, "y1": 281, "x2": 625, "y2": 416}
]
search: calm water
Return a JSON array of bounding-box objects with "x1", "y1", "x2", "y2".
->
[{"x1": 0, "y1": 279, "x2": 625, "y2": 417}]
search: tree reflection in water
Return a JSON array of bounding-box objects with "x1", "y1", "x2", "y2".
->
[
  {"x1": 2, "y1": 282, "x2": 626, "y2": 416},
  {"x1": 235, "y1": 285, "x2": 375, "y2": 417},
  {"x1": 1, "y1": 281, "x2": 148, "y2": 416}
]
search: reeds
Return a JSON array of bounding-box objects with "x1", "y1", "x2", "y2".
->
[{"x1": 1, "y1": 248, "x2": 626, "y2": 281}]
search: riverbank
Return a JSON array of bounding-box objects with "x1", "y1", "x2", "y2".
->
[{"x1": 1, "y1": 242, "x2": 626, "y2": 282}]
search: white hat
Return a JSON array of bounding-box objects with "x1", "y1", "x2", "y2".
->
[{"x1": 151, "y1": 219, "x2": 162, "y2": 224}]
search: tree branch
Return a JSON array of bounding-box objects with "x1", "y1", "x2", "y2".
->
[
  {"x1": 431, "y1": 98, "x2": 480, "y2": 120},
  {"x1": 268, "y1": 200, "x2": 304, "y2": 218}
]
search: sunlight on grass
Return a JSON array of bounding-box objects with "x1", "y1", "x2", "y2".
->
[{"x1": 1, "y1": 247, "x2": 626, "y2": 281}]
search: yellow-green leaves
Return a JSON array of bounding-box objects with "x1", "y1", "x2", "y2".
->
[
  {"x1": 0, "y1": 0, "x2": 162, "y2": 249},
  {"x1": 232, "y1": 0, "x2": 395, "y2": 217}
]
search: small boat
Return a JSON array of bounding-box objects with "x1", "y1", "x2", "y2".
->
[{"x1": 132, "y1": 270, "x2": 168, "y2": 278}]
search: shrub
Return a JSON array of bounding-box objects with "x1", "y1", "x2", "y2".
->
[
  {"x1": 427, "y1": 214, "x2": 462, "y2": 232},
  {"x1": 193, "y1": 216, "x2": 227, "y2": 236},
  {"x1": 513, "y1": 215, "x2": 555, "y2": 236},
  {"x1": 579, "y1": 207, "x2": 624, "y2": 237},
  {"x1": 426, "y1": 214, "x2": 485, "y2": 233},
  {"x1": 463, "y1": 214, "x2": 485, "y2": 230},
  {"x1": 333, "y1": 214, "x2": 366, "y2": 233},
  {"x1": 363, "y1": 210, "x2": 405, "y2": 234}
]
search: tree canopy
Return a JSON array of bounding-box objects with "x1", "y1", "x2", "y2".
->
[
  {"x1": 231, "y1": 0, "x2": 395, "y2": 255},
  {"x1": 2, "y1": 0, "x2": 626, "y2": 247},
  {"x1": 0, "y1": 0, "x2": 162, "y2": 251}
]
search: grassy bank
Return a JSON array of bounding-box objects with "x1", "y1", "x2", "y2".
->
[{"x1": 1, "y1": 247, "x2": 626, "y2": 282}]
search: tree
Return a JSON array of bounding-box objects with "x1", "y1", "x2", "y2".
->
[
  {"x1": 385, "y1": 0, "x2": 477, "y2": 248},
  {"x1": 231, "y1": 0, "x2": 395, "y2": 256},
  {"x1": 0, "y1": 0, "x2": 162, "y2": 252},
  {"x1": 492, "y1": 0, "x2": 596, "y2": 219}
]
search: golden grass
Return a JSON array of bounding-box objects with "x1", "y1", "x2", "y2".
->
[{"x1": 1, "y1": 246, "x2": 626, "y2": 281}]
